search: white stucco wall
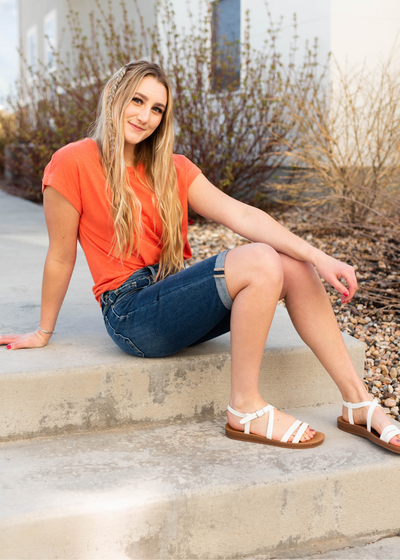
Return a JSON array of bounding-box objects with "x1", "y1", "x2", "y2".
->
[
  {"x1": 167, "y1": 0, "x2": 331, "y2": 67},
  {"x1": 243, "y1": 0, "x2": 331, "y2": 67},
  {"x1": 168, "y1": 0, "x2": 400, "y2": 75},
  {"x1": 331, "y1": 0, "x2": 400, "y2": 72}
]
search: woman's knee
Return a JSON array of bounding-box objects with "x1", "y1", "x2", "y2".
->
[
  {"x1": 248, "y1": 243, "x2": 284, "y2": 280},
  {"x1": 225, "y1": 243, "x2": 284, "y2": 296},
  {"x1": 280, "y1": 254, "x2": 321, "y2": 293}
]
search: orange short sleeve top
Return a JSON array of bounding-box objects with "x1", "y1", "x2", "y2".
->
[{"x1": 42, "y1": 138, "x2": 202, "y2": 303}]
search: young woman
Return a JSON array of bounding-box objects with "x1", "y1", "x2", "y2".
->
[{"x1": 2, "y1": 61, "x2": 399, "y2": 452}]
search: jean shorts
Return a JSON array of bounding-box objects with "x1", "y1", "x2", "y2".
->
[{"x1": 100, "y1": 250, "x2": 233, "y2": 357}]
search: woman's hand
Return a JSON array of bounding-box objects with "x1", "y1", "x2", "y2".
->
[
  {"x1": 0, "y1": 329, "x2": 52, "y2": 350},
  {"x1": 312, "y1": 250, "x2": 358, "y2": 304}
]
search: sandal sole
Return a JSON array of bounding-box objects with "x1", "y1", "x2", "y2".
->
[
  {"x1": 225, "y1": 423, "x2": 325, "y2": 449},
  {"x1": 337, "y1": 416, "x2": 400, "y2": 454}
]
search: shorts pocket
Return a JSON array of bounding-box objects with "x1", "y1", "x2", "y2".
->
[{"x1": 111, "y1": 276, "x2": 153, "y2": 317}]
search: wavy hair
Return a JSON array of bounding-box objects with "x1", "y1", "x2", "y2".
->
[{"x1": 91, "y1": 60, "x2": 183, "y2": 279}]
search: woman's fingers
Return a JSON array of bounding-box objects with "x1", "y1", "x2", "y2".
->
[
  {"x1": 328, "y1": 270, "x2": 357, "y2": 298},
  {"x1": 314, "y1": 254, "x2": 358, "y2": 303},
  {"x1": 6, "y1": 340, "x2": 32, "y2": 350},
  {"x1": 339, "y1": 269, "x2": 358, "y2": 301},
  {"x1": 0, "y1": 331, "x2": 49, "y2": 350},
  {"x1": 0, "y1": 335, "x2": 27, "y2": 346}
]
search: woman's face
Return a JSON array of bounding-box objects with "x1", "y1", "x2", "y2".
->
[{"x1": 123, "y1": 75, "x2": 167, "y2": 150}]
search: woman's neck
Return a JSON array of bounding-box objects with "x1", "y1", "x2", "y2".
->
[{"x1": 124, "y1": 143, "x2": 135, "y2": 167}]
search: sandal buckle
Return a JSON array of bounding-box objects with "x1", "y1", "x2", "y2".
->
[{"x1": 255, "y1": 408, "x2": 265, "y2": 418}]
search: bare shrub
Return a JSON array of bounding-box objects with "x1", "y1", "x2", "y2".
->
[
  {"x1": 272, "y1": 58, "x2": 400, "y2": 229},
  {"x1": 2, "y1": 0, "x2": 317, "y2": 206},
  {"x1": 156, "y1": 3, "x2": 310, "y2": 205}
]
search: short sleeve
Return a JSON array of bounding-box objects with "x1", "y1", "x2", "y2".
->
[
  {"x1": 173, "y1": 154, "x2": 202, "y2": 191},
  {"x1": 42, "y1": 141, "x2": 87, "y2": 215}
]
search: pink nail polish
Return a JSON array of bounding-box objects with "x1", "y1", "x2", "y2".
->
[
  {"x1": 344, "y1": 292, "x2": 349, "y2": 297},
  {"x1": 6, "y1": 345, "x2": 11, "y2": 349}
]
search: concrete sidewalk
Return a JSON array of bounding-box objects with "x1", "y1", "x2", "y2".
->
[{"x1": 0, "y1": 190, "x2": 103, "y2": 345}]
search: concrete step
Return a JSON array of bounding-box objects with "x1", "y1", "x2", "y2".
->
[
  {"x1": 1, "y1": 404, "x2": 399, "y2": 560},
  {"x1": 274, "y1": 536, "x2": 400, "y2": 560},
  {"x1": 0, "y1": 191, "x2": 365, "y2": 441},
  {"x1": 0, "y1": 305, "x2": 365, "y2": 442}
]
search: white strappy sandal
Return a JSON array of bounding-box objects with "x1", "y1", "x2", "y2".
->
[
  {"x1": 337, "y1": 399, "x2": 400, "y2": 454},
  {"x1": 225, "y1": 404, "x2": 325, "y2": 449}
]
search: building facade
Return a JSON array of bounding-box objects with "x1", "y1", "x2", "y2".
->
[
  {"x1": 19, "y1": 0, "x2": 156, "y2": 80},
  {"x1": 19, "y1": 0, "x2": 400, "y2": 87}
]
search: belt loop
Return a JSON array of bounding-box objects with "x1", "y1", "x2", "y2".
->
[{"x1": 148, "y1": 264, "x2": 158, "y2": 281}]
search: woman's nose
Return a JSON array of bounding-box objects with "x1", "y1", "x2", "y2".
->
[{"x1": 137, "y1": 106, "x2": 150, "y2": 123}]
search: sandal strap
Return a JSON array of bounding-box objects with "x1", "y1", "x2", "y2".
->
[
  {"x1": 281, "y1": 420, "x2": 309, "y2": 443},
  {"x1": 292, "y1": 421, "x2": 309, "y2": 444},
  {"x1": 380, "y1": 425, "x2": 400, "y2": 444},
  {"x1": 227, "y1": 404, "x2": 275, "y2": 435},
  {"x1": 342, "y1": 399, "x2": 379, "y2": 432},
  {"x1": 266, "y1": 407, "x2": 274, "y2": 439}
]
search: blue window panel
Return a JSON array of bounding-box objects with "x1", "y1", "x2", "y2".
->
[{"x1": 212, "y1": 0, "x2": 241, "y2": 91}]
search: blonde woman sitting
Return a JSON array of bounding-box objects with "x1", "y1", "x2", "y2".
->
[{"x1": 2, "y1": 61, "x2": 400, "y2": 453}]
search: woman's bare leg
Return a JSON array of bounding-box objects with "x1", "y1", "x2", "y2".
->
[
  {"x1": 279, "y1": 253, "x2": 400, "y2": 446},
  {"x1": 224, "y1": 244, "x2": 400, "y2": 446},
  {"x1": 224, "y1": 243, "x2": 315, "y2": 442}
]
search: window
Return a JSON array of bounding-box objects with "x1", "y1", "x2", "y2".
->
[
  {"x1": 26, "y1": 25, "x2": 38, "y2": 73},
  {"x1": 212, "y1": 0, "x2": 241, "y2": 91},
  {"x1": 44, "y1": 10, "x2": 57, "y2": 71}
]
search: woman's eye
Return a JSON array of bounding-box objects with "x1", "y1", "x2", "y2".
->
[
  {"x1": 153, "y1": 107, "x2": 163, "y2": 114},
  {"x1": 132, "y1": 97, "x2": 142, "y2": 104}
]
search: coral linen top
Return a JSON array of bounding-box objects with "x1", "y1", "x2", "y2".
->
[{"x1": 42, "y1": 138, "x2": 202, "y2": 303}]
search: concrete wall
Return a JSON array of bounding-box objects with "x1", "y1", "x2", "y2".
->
[
  {"x1": 243, "y1": 0, "x2": 331, "y2": 69},
  {"x1": 331, "y1": 0, "x2": 400, "y2": 73},
  {"x1": 168, "y1": 0, "x2": 400, "y2": 74},
  {"x1": 19, "y1": 0, "x2": 400, "y2": 78},
  {"x1": 19, "y1": 0, "x2": 157, "y2": 81}
]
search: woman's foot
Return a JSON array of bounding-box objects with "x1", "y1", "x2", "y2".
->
[
  {"x1": 342, "y1": 397, "x2": 400, "y2": 447},
  {"x1": 227, "y1": 397, "x2": 316, "y2": 443}
]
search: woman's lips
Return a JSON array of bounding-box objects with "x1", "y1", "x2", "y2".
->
[{"x1": 129, "y1": 122, "x2": 145, "y2": 132}]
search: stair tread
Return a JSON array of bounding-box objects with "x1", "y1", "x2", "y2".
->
[{"x1": 1, "y1": 404, "x2": 398, "y2": 522}]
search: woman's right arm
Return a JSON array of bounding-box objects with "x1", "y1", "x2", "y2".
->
[{"x1": 0, "y1": 187, "x2": 80, "y2": 350}]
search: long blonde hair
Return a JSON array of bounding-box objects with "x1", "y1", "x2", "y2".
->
[{"x1": 91, "y1": 61, "x2": 184, "y2": 278}]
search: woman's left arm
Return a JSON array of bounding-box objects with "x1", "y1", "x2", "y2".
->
[{"x1": 188, "y1": 174, "x2": 357, "y2": 302}]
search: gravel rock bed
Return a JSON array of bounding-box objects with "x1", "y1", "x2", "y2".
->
[{"x1": 187, "y1": 217, "x2": 400, "y2": 419}]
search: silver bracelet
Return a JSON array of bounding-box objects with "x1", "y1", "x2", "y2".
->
[{"x1": 39, "y1": 326, "x2": 55, "y2": 335}]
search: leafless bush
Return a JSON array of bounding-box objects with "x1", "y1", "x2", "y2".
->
[
  {"x1": 156, "y1": 3, "x2": 315, "y2": 205},
  {"x1": 2, "y1": 0, "x2": 318, "y2": 206},
  {"x1": 271, "y1": 58, "x2": 400, "y2": 229}
]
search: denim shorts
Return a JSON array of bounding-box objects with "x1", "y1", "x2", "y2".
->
[{"x1": 100, "y1": 250, "x2": 233, "y2": 357}]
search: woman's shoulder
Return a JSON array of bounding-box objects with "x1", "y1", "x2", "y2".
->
[
  {"x1": 51, "y1": 138, "x2": 99, "y2": 166},
  {"x1": 172, "y1": 154, "x2": 201, "y2": 173},
  {"x1": 172, "y1": 154, "x2": 202, "y2": 188},
  {"x1": 172, "y1": 153, "x2": 191, "y2": 167}
]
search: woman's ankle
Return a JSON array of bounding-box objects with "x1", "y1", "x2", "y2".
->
[
  {"x1": 341, "y1": 384, "x2": 372, "y2": 404},
  {"x1": 229, "y1": 393, "x2": 266, "y2": 413}
]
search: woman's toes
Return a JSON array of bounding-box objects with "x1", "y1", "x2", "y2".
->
[
  {"x1": 300, "y1": 428, "x2": 314, "y2": 442},
  {"x1": 390, "y1": 435, "x2": 400, "y2": 447}
]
